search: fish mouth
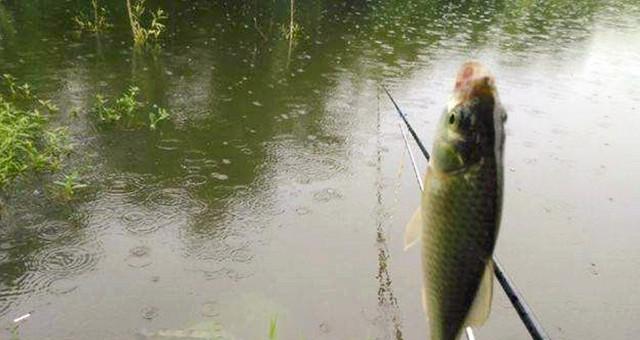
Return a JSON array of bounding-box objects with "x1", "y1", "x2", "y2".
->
[{"x1": 448, "y1": 61, "x2": 497, "y2": 110}]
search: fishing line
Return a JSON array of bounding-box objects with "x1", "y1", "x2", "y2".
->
[{"x1": 383, "y1": 85, "x2": 551, "y2": 340}]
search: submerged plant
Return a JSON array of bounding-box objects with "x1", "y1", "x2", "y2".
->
[
  {"x1": 74, "y1": 0, "x2": 112, "y2": 33},
  {"x1": 53, "y1": 172, "x2": 87, "y2": 200},
  {"x1": 125, "y1": 0, "x2": 167, "y2": 48}
]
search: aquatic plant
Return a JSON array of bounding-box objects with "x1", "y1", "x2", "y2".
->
[
  {"x1": 148, "y1": 105, "x2": 170, "y2": 130},
  {"x1": 2, "y1": 74, "x2": 58, "y2": 112},
  {"x1": 125, "y1": 0, "x2": 167, "y2": 48},
  {"x1": 93, "y1": 86, "x2": 170, "y2": 130},
  {"x1": 53, "y1": 172, "x2": 87, "y2": 200},
  {"x1": 0, "y1": 75, "x2": 68, "y2": 188},
  {"x1": 73, "y1": 0, "x2": 112, "y2": 33},
  {"x1": 94, "y1": 86, "x2": 140, "y2": 124}
]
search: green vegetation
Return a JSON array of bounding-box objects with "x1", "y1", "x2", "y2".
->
[
  {"x1": 268, "y1": 317, "x2": 278, "y2": 340},
  {"x1": 73, "y1": 0, "x2": 112, "y2": 33},
  {"x1": 94, "y1": 86, "x2": 140, "y2": 124},
  {"x1": 148, "y1": 105, "x2": 170, "y2": 130},
  {"x1": 53, "y1": 172, "x2": 87, "y2": 200},
  {"x1": 125, "y1": 0, "x2": 167, "y2": 48},
  {"x1": 0, "y1": 74, "x2": 69, "y2": 188},
  {"x1": 93, "y1": 86, "x2": 170, "y2": 130}
]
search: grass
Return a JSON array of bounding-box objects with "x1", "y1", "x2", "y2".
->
[
  {"x1": 0, "y1": 74, "x2": 69, "y2": 188},
  {"x1": 93, "y1": 86, "x2": 170, "y2": 130}
]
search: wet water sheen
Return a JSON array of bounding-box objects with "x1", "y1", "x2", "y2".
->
[{"x1": 1, "y1": 1, "x2": 640, "y2": 339}]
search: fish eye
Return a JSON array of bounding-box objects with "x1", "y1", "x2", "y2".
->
[{"x1": 449, "y1": 113, "x2": 455, "y2": 125}]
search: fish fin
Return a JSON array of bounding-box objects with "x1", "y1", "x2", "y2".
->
[
  {"x1": 465, "y1": 260, "x2": 494, "y2": 327},
  {"x1": 404, "y1": 208, "x2": 422, "y2": 250}
]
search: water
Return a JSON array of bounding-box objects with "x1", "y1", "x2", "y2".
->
[{"x1": 1, "y1": 1, "x2": 639, "y2": 339}]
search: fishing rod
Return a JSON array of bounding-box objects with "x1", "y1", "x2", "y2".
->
[{"x1": 385, "y1": 86, "x2": 551, "y2": 340}]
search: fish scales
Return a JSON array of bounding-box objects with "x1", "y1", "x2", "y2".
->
[
  {"x1": 422, "y1": 157, "x2": 500, "y2": 340},
  {"x1": 405, "y1": 61, "x2": 505, "y2": 340}
]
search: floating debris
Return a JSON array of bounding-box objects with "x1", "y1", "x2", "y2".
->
[{"x1": 13, "y1": 312, "x2": 32, "y2": 323}]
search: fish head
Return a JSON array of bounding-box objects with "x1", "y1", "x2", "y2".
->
[{"x1": 432, "y1": 61, "x2": 506, "y2": 173}]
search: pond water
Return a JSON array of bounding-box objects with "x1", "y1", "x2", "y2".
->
[{"x1": 1, "y1": 1, "x2": 639, "y2": 339}]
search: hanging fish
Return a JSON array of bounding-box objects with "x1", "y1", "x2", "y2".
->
[{"x1": 405, "y1": 61, "x2": 507, "y2": 340}]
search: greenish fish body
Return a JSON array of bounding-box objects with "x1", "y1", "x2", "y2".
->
[{"x1": 405, "y1": 61, "x2": 506, "y2": 340}]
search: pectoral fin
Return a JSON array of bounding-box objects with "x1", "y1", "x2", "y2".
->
[
  {"x1": 465, "y1": 260, "x2": 494, "y2": 327},
  {"x1": 404, "y1": 208, "x2": 422, "y2": 250}
]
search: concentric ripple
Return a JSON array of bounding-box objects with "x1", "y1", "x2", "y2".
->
[
  {"x1": 102, "y1": 173, "x2": 147, "y2": 197},
  {"x1": 183, "y1": 174, "x2": 208, "y2": 187},
  {"x1": 146, "y1": 187, "x2": 208, "y2": 215},
  {"x1": 120, "y1": 208, "x2": 169, "y2": 235},
  {"x1": 31, "y1": 244, "x2": 100, "y2": 279},
  {"x1": 200, "y1": 301, "x2": 219, "y2": 317},
  {"x1": 125, "y1": 245, "x2": 152, "y2": 268},
  {"x1": 0, "y1": 271, "x2": 41, "y2": 317},
  {"x1": 34, "y1": 220, "x2": 75, "y2": 242}
]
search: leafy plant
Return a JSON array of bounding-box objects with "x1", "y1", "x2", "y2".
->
[
  {"x1": 53, "y1": 172, "x2": 87, "y2": 200},
  {"x1": 126, "y1": 0, "x2": 167, "y2": 48},
  {"x1": 93, "y1": 86, "x2": 170, "y2": 130},
  {"x1": 94, "y1": 86, "x2": 140, "y2": 124},
  {"x1": 2, "y1": 74, "x2": 59, "y2": 112},
  {"x1": 148, "y1": 105, "x2": 170, "y2": 130},
  {"x1": 73, "y1": 0, "x2": 112, "y2": 33},
  {"x1": 0, "y1": 75, "x2": 68, "y2": 188}
]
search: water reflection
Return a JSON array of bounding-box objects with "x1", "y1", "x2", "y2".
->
[{"x1": 0, "y1": 0, "x2": 638, "y2": 338}]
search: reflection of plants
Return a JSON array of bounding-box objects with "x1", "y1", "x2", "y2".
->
[
  {"x1": 125, "y1": 0, "x2": 167, "y2": 48},
  {"x1": 53, "y1": 172, "x2": 87, "y2": 200},
  {"x1": 93, "y1": 86, "x2": 170, "y2": 130},
  {"x1": 74, "y1": 0, "x2": 112, "y2": 33},
  {"x1": 281, "y1": 22, "x2": 301, "y2": 40},
  {"x1": 0, "y1": 75, "x2": 69, "y2": 187}
]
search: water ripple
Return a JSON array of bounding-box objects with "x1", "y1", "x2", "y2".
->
[
  {"x1": 102, "y1": 173, "x2": 147, "y2": 197},
  {"x1": 34, "y1": 246, "x2": 99, "y2": 277},
  {"x1": 121, "y1": 208, "x2": 169, "y2": 236},
  {"x1": 34, "y1": 220, "x2": 75, "y2": 242},
  {"x1": 146, "y1": 187, "x2": 208, "y2": 215},
  {"x1": 126, "y1": 245, "x2": 152, "y2": 268},
  {"x1": 156, "y1": 138, "x2": 183, "y2": 151}
]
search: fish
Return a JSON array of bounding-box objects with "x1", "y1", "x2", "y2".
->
[{"x1": 404, "y1": 61, "x2": 507, "y2": 340}]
